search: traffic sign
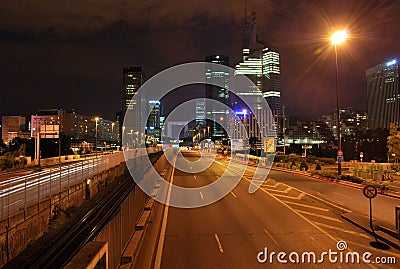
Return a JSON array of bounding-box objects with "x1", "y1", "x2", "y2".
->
[
  {"x1": 337, "y1": 156, "x2": 344, "y2": 163},
  {"x1": 363, "y1": 185, "x2": 378, "y2": 199},
  {"x1": 338, "y1": 150, "x2": 343, "y2": 156}
]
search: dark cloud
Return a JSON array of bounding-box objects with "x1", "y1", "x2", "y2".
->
[{"x1": 1, "y1": 0, "x2": 400, "y2": 120}]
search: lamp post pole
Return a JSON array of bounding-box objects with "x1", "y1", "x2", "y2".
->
[
  {"x1": 330, "y1": 29, "x2": 348, "y2": 176},
  {"x1": 334, "y1": 44, "x2": 342, "y2": 176}
]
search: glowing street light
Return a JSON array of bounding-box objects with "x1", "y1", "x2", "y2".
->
[
  {"x1": 95, "y1": 117, "x2": 99, "y2": 157},
  {"x1": 330, "y1": 30, "x2": 348, "y2": 46},
  {"x1": 330, "y1": 29, "x2": 348, "y2": 176}
]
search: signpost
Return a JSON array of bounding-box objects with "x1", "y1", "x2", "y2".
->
[
  {"x1": 363, "y1": 185, "x2": 378, "y2": 233},
  {"x1": 337, "y1": 150, "x2": 344, "y2": 163},
  {"x1": 263, "y1": 138, "x2": 275, "y2": 153},
  {"x1": 302, "y1": 145, "x2": 312, "y2": 157}
]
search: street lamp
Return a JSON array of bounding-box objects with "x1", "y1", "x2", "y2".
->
[
  {"x1": 111, "y1": 122, "x2": 115, "y2": 145},
  {"x1": 95, "y1": 117, "x2": 99, "y2": 158},
  {"x1": 331, "y1": 29, "x2": 348, "y2": 176}
]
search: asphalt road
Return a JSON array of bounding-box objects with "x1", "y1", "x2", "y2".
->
[
  {"x1": 265, "y1": 169, "x2": 400, "y2": 227},
  {"x1": 156, "y1": 151, "x2": 400, "y2": 269}
]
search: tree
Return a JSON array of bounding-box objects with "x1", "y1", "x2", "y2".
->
[{"x1": 387, "y1": 124, "x2": 400, "y2": 160}]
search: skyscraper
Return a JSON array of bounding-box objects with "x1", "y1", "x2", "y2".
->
[
  {"x1": 120, "y1": 67, "x2": 144, "y2": 147},
  {"x1": 236, "y1": 11, "x2": 282, "y2": 128},
  {"x1": 123, "y1": 67, "x2": 143, "y2": 112},
  {"x1": 366, "y1": 58, "x2": 400, "y2": 129},
  {"x1": 205, "y1": 55, "x2": 230, "y2": 141}
]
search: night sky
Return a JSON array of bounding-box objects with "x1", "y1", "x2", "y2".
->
[{"x1": 1, "y1": 0, "x2": 400, "y2": 120}]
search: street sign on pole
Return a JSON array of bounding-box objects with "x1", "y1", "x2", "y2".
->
[
  {"x1": 363, "y1": 185, "x2": 378, "y2": 233},
  {"x1": 337, "y1": 156, "x2": 344, "y2": 163},
  {"x1": 338, "y1": 150, "x2": 343, "y2": 156},
  {"x1": 363, "y1": 185, "x2": 378, "y2": 199}
]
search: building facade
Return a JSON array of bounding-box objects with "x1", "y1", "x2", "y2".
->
[
  {"x1": 121, "y1": 67, "x2": 144, "y2": 146},
  {"x1": 235, "y1": 11, "x2": 282, "y2": 134},
  {"x1": 1, "y1": 116, "x2": 28, "y2": 145},
  {"x1": 366, "y1": 58, "x2": 400, "y2": 129},
  {"x1": 31, "y1": 109, "x2": 118, "y2": 157},
  {"x1": 205, "y1": 55, "x2": 230, "y2": 142}
]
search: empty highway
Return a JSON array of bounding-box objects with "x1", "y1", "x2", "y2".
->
[{"x1": 154, "y1": 151, "x2": 399, "y2": 269}]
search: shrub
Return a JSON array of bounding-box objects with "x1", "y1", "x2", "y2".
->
[
  {"x1": 315, "y1": 163, "x2": 322, "y2": 170},
  {"x1": 391, "y1": 164, "x2": 400, "y2": 173},
  {"x1": 290, "y1": 161, "x2": 297, "y2": 170},
  {"x1": 313, "y1": 170, "x2": 338, "y2": 179},
  {"x1": 300, "y1": 160, "x2": 309, "y2": 171},
  {"x1": 339, "y1": 175, "x2": 363, "y2": 184}
]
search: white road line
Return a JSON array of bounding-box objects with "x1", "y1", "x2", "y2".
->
[
  {"x1": 214, "y1": 234, "x2": 224, "y2": 253},
  {"x1": 313, "y1": 221, "x2": 370, "y2": 238},
  {"x1": 263, "y1": 228, "x2": 279, "y2": 246},
  {"x1": 193, "y1": 175, "x2": 197, "y2": 180},
  {"x1": 230, "y1": 191, "x2": 237, "y2": 198},
  {"x1": 295, "y1": 209, "x2": 343, "y2": 223},
  {"x1": 154, "y1": 156, "x2": 177, "y2": 269},
  {"x1": 214, "y1": 160, "x2": 374, "y2": 269},
  {"x1": 332, "y1": 192, "x2": 353, "y2": 199},
  {"x1": 271, "y1": 192, "x2": 305, "y2": 200},
  {"x1": 261, "y1": 186, "x2": 292, "y2": 194},
  {"x1": 283, "y1": 201, "x2": 330, "y2": 212},
  {"x1": 200, "y1": 192, "x2": 204, "y2": 199}
]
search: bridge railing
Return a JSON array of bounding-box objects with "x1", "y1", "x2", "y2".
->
[{"x1": 0, "y1": 151, "x2": 129, "y2": 219}]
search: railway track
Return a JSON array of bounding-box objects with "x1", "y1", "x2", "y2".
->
[{"x1": 23, "y1": 175, "x2": 133, "y2": 269}]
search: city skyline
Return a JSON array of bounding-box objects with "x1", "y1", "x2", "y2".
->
[{"x1": 1, "y1": 1, "x2": 400, "y2": 120}]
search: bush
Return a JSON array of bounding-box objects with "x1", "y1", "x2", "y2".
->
[
  {"x1": 315, "y1": 163, "x2": 322, "y2": 170},
  {"x1": 313, "y1": 170, "x2": 338, "y2": 179},
  {"x1": 300, "y1": 160, "x2": 309, "y2": 171},
  {"x1": 290, "y1": 161, "x2": 297, "y2": 170},
  {"x1": 316, "y1": 157, "x2": 336, "y2": 165},
  {"x1": 0, "y1": 153, "x2": 28, "y2": 171},
  {"x1": 339, "y1": 175, "x2": 363, "y2": 184},
  {"x1": 391, "y1": 164, "x2": 400, "y2": 172}
]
